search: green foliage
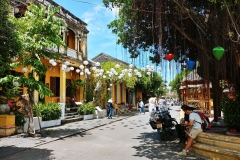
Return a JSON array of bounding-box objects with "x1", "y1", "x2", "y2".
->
[
  {"x1": 0, "y1": 0, "x2": 22, "y2": 76},
  {"x1": 45, "y1": 129, "x2": 53, "y2": 135},
  {"x1": 169, "y1": 70, "x2": 189, "y2": 98},
  {"x1": 14, "y1": 111, "x2": 26, "y2": 126},
  {"x1": 65, "y1": 103, "x2": 71, "y2": 108},
  {"x1": 67, "y1": 79, "x2": 85, "y2": 98},
  {"x1": 77, "y1": 103, "x2": 96, "y2": 115},
  {"x1": 86, "y1": 89, "x2": 94, "y2": 103},
  {"x1": 0, "y1": 75, "x2": 22, "y2": 103},
  {"x1": 136, "y1": 71, "x2": 164, "y2": 97},
  {"x1": 33, "y1": 102, "x2": 61, "y2": 121},
  {"x1": 7, "y1": 4, "x2": 66, "y2": 98},
  {"x1": 220, "y1": 96, "x2": 240, "y2": 130}
]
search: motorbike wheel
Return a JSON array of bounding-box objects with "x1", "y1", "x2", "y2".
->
[
  {"x1": 160, "y1": 132, "x2": 166, "y2": 141},
  {"x1": 168, "y1": 120, "x2": 178, "y2": 141}
]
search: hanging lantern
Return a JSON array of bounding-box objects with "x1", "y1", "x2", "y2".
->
[
  {"x1": 174, "y1": 54, "x2": 179, "y2": 62},
  {"x1": 212, "y1": 46, "x2": 224, "y2": 60},
  {"x1": 165, "y1": 52, "x2": 174, "y2": 61},
  {"x1": 187, "y1": 60, "x2": 196, "y2": 70}
]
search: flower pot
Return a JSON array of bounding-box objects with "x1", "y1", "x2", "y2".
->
[{"x1": 0, "y1": 104, "x2": 10, "y2": 114}]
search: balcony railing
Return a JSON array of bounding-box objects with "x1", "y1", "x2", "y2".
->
[{"x1": 67, "y1": 48, "x2": 77, "y2": 59}]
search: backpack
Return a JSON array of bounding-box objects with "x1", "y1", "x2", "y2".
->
[{"x1": 194, "y1": 111, "x2": 211, "y2": 131}]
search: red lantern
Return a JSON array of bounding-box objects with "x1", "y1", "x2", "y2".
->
[{"x1": 165, "y1": 53, "x2": 174, "y2": 61}]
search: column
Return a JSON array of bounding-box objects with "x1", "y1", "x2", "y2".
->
[{"x1": 59, "y1": 65, "x2": 66, "y2": 119}]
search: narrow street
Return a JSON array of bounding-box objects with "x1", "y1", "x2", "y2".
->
[{"x1": 1, "y1": 105, "x2": 207, "y2": 160}]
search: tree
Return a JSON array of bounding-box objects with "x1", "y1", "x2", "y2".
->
[
  {"x1": 0, "y1": 4, "x2": 66, "y2": 135},
  {"x1": 103, "y1": 0, "x2": 240, "y2": 122},
  {"x1": 169, "y1": 70, "x2": 189, "y2": 99},
  {"x1": 0, "y1": 0, "x2": 22, "y2": 75}
]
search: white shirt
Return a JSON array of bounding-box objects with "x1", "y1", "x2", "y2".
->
[
  {"x1": 189, "y1": 112, "x2": 202, "y2": 129},
  {"x1": 158, "y1": 98, "x2": 166, "y2": 107},
  {"x1": 139, "y1": 101, "x2": 144, "y2": 108}
]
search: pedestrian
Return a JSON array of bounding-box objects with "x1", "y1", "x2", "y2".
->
[
  {"x1": 177, "y1": 105, "x2": 203, "y2": 156},
  {"x1": 138, "y1": 98, "x2": 145, "y2": 114},
  {"x1": 106, "y1": 99, "x2": 114, "y2": 119}
]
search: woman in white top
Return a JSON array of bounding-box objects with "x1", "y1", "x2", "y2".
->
[{"x1": 148, "y1": 97, "x2": 157, "y2": 113}]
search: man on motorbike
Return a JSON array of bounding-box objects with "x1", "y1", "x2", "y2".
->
[
  {"x1": 177, "y1": 105, "x2": 203, "y2": 156},
  {"x1": 158, "y1": 96, "x2": 166, "y2": 110}
]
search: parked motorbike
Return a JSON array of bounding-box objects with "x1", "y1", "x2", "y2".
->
[{"x1": 149, "y1": 107, "x2": 178, "y2": 141}]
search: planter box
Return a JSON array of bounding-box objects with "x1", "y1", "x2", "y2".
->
[
  {"x1": 83, "y1": 114, "x2": 93, "y2": 120},
  {"x1": 0, "y1": 115, "x2": 15, "y2": 128},
  {"x1": 41, "y1": 119, "x2": 61, "y2": 128},
  {"x1": 93, "y1": 109, "x2": 107, "y2": 119},
  {"x1": 0, "y1": 126, "x2": 15, "y2": 136},
  {"x1": 24, "y1": 117, "x2": 61, "y2": 132},
  {"x1": 24, "y1": 117, "x2": 42, "y2": 132}
]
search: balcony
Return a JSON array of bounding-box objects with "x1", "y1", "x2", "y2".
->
[{"x1": 67, "y1": 48, "x2": 77, "y2": 59}]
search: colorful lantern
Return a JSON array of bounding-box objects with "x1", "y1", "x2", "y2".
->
[
  {"x1": 165, "y1": 52, "x2": 174, "y2": 61},
  {"x1": 187, "y1": 60, "x2": 196, "y2": 70},
  {"x1": 174, "y1": 54, "x2": 179, "y2": 62},
  {"x1": 212, "y1": 46, "x2": 224, "y2": 60}
]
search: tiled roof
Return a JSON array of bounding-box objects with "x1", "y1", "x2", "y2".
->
[{"x1": 91, "y1": 53, "x2": 130, "y2": 66}]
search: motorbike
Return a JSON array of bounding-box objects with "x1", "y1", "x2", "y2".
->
[{"x1": 149, "y1": 107, "x2": 178, "y2": 141}]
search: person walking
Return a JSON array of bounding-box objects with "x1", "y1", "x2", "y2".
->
[
  {"x1": 138, "y1": 99, "x2": 145, "y2": 114},
  {"x1": 177, "y1": 105, "x2": 203, "y2": 156},
  {"x1": 106, "y1": 99, "x2": 114, "y2": 119}
]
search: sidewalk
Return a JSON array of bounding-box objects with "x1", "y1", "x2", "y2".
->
[{"x1": 0, "y1": 112, "x2": 138, "y2": 158}]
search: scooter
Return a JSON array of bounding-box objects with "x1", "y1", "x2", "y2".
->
[{"x1": 149, "y1": 107, "x2": 178, "y2": 141}]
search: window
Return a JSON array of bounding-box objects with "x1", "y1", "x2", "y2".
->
[{"x1": 50, "y1": 77, "x2": 60, "y2": 96}]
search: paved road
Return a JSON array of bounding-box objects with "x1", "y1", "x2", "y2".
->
[{"x1": 1, "y1": 106, "x2": 207, "y2": 160}]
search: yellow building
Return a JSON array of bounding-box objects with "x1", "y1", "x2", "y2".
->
[
  {"x1": 92, "y1": 53, "x2": 142, "y2": 107},
  {"x1": 10, "y1": 0, "x2": 89, "y2": 105}
]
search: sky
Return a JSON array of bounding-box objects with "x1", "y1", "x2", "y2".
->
[{"x1": 53, "y1": 0, "x2": 180, "y2": 84}]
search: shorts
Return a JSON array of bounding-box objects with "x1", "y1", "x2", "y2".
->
[{"x1": 189, "y1": 128, "x2": 203, "y2": 139}]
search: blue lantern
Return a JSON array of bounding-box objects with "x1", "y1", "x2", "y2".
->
[{"x1": 187, "y1": 60, "x2": 196, "y2": 70}]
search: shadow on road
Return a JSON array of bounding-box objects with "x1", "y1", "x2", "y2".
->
[
  {"x1": 0, "y1": 146, "x2": 54, "y2": 160},
  {"x1": 131, "y1": 132, "x2": 202, "y2": 160}
]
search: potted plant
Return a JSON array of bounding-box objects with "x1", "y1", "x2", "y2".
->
[
  {"x1": 65, "y1": 103, "x2": 71, "y2": 111},
  {"x1": 31, "y1": 102, "x2": 62, "y2": 129},
  {"x1": 220, "y1": 95, "x2": 240, "y2": 134},
  {"x1": 0, "y1": 81, "x2": 21, "y2": 114},
  {"x1": 77, "y1": 103, "x2": 96, "y2": 120}
]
